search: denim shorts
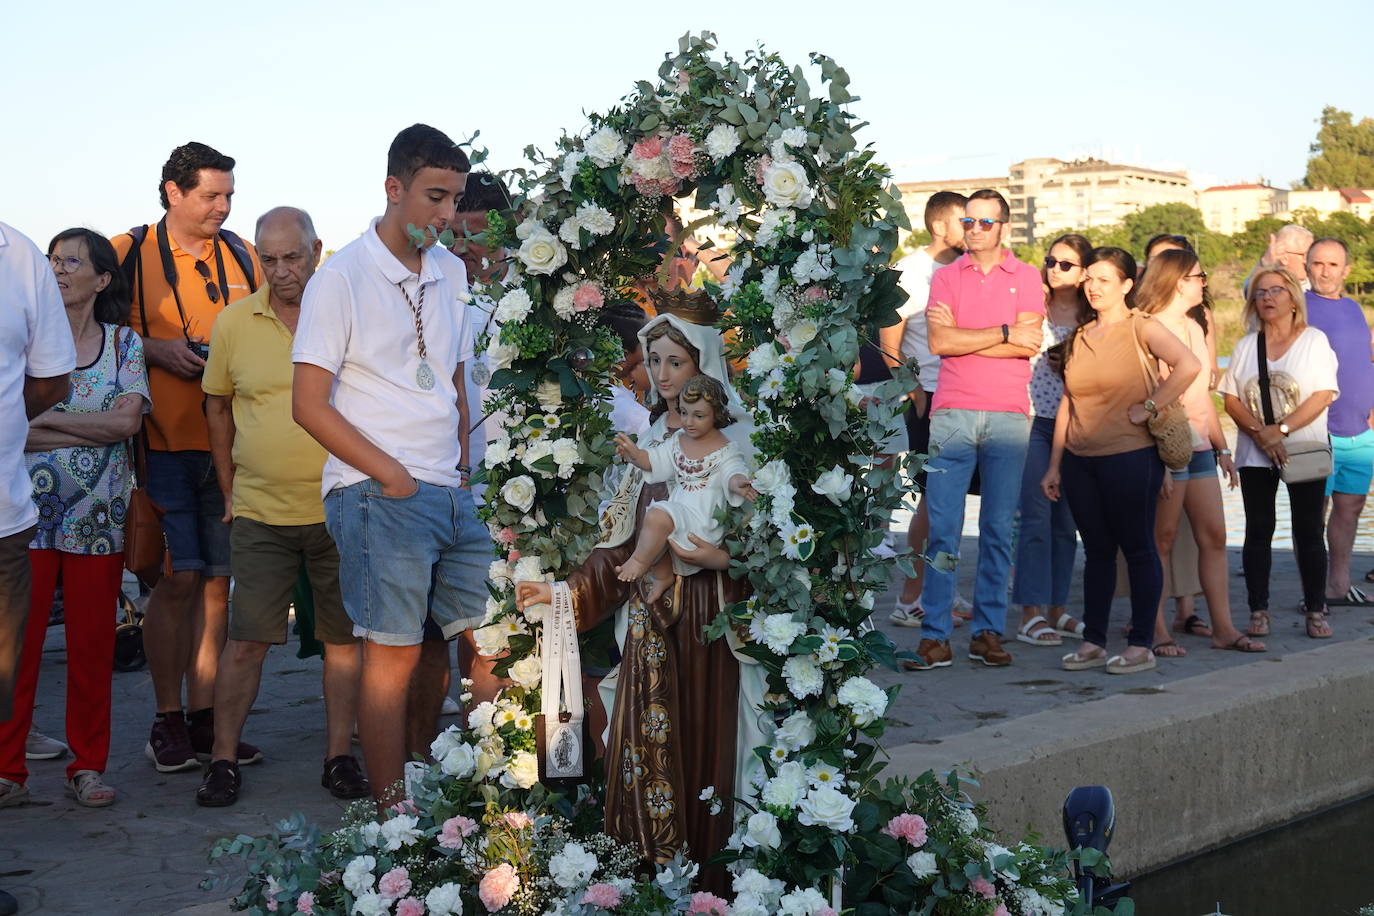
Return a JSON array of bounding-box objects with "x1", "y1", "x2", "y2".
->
[
  {"x1": 145, "y1": 449, "x2": 231, "y2": 577},
  {"x1": 1171, "y1": 448, "x2": 1218, "y2": 481},
  {"x1": 1327, "y1": 429, "x2": 1374, "y2": 496},
  {"x1": 323, "y1": 478, "x2": 491, "y2": 646}
]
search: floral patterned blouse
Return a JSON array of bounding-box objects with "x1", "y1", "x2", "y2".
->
[
  {"x1": 27, "y1": 324, "x2": 151, "y2": 554},
  {"x1": 1029, "y1": 321, "x2": 1078, "y2": 419}
]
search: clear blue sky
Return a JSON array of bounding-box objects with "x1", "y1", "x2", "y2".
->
[{"x1": 4, "y1": 0, "x2": 1371, "y2": 250}]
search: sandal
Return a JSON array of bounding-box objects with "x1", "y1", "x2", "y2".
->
[
  {"x1": 1062, "y1": 648, "x2": 1107, "y2": 670},
  {"x1": 1213, "y1": 635, "x2": 1265, "y2": 653},
  {"x1": 1106, "y1": 651, "x2": 1157, "y2": 675},
  {"x1": 1306, "y1": 611, "x2": 1333, "y2": 639},
  {"x1": 1016, "y1": 615, "x2": 1062, "y2": 646},
  {"x1": 1246, "y1": 611, "x2": 1270, "y2": 637},
  {"x1": 1326, "y1": 586, "x2": 1373, "y2": 607},
  {"x1": 1364, "y1": 568, "x2": 1374, "y2": 584},
  {"x1": 1151, "y1": 639, "x2": 1187, "y2": 658},
  {"x1": 1173, "y1": 614, "x2": 1213, "y2": 637},
  {"x1": 0, "y1": 777, "x2": 30, "y2": 809},
  {"x1": 65, "y1": 770, "x2": 115, "y2": 807},
  {"x1": 1054, "y1": 613, "x2": 1085, "y2": 640}
]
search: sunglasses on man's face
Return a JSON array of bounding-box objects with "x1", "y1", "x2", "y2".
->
[
  {"x1": 1043, "y1": 256, "x2": 1081, "y2": 272},
  {"x1": 193, "y1": 259, "x2": 222, "y2": 304},
  {"x1": 959, "y1": 218, "x2": 1005, "y2": 231}
]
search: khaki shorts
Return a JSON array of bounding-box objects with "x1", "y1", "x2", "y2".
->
[{"x1": 228, "y1": 518, "x2": 356, "y2": 645}]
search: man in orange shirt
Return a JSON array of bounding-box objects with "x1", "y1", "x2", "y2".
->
[{"x1": 112, "y1": 142, "x2": 263, "y2": 773}]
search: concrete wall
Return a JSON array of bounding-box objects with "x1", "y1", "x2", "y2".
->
[{"x1": 886, "y1": 639, "x2": 1374, "y2": 877}]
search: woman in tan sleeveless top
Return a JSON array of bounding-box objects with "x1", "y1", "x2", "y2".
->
[{"x1": 1039, "y1": 248, "x2": 1199, "y2": 675}]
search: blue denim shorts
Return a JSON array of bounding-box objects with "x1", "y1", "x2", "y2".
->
[
  {"x1": 1171, "y1": 448, "x2": 1218, "y2": 481},
  {"x1": 145, "y1": 449, "x2": 231, "y2": 577},
  {"x1": 323, "y1": 478, "x2": 492, "y2": 646}
]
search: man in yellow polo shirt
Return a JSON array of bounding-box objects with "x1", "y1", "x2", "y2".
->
[{"x1": 195, "y1": 207, "x2": 366, "y2": 807}]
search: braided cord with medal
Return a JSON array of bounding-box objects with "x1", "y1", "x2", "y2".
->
[{"x1": 398, "y1": 280, "x2": 436, "y2": 390}]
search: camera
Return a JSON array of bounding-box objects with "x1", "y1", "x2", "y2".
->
[{"x1": 187, "y1": 340, "x2": 210, "y2": 361}]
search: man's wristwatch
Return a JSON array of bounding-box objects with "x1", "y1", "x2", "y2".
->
[
  {"x1": 1278, "y1": 423, "x2": 1291, "y2": 436},
  {"x1": 1001, "y1": 323, "x2": 1009, "y2": 344}
]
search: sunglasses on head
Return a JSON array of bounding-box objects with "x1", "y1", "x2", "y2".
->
[
  {"x1": 193, "y1": 259, "x2": 221, "y2": 304},
  {"x1": 959, "y1": 217, "x2": 1005, "y2": 231},
  {"x1": 1043, "y1": 256, "x2": 1081, "y2": 272}
]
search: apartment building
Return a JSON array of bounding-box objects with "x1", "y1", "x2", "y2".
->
[
  {"x1": 894, "y1": 176, "x2": 1008, "y2": 238},
  {"x1": 1198, "y1": 184, "x2": 1282, "y2": 235}
]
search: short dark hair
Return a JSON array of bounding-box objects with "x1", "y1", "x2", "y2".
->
[
  {"x1": 160, "y1": 142, "x2": 235, "y2": 210},
  {"x1": 456, "y1": 171, "x2": 513, "y2": 215},
  {"x1": 966, "y1": 188, "x2": 1010, "y2": 223},
  {"x1": 923, "y1": 191, "x2": 968, "y2": 235},
  {"x1": 600, "y1": 302, "x2": 648, "y2": 357},
  {"x1": 1087, "y1": 246, "x2": 1139, "y2": 304},
  {"x1": 48, "y1": 228, "x2": 130, "y2": 324},
  {"x1": 1308, "y1": 236, "x2": 1350, "y2": 264},
  {"x1": 387, "y1": 124, "x2": 470, "y2": 187},
  {"x1": 1144, "y1": 233, "x2": 1194, "y2": 262}
]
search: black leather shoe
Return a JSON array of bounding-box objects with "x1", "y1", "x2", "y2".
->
[
  {"x1": 322, "y1": 755, "x2": 370, "y2": 799},
  {"x1": 195, "y1": 759, "x2": 241, "y2": 807}
]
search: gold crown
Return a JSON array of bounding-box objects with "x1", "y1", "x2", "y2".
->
[{"x1": 649, "y1": 287, "x2": 722, "y2": 326}]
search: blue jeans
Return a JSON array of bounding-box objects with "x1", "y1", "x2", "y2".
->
[
  {"x1": 1012, "y1": 416, "x2": 1078, "y2": 608},
  {"x1": 921, "y1": 409, "x2": 1030, "y2": 642}
]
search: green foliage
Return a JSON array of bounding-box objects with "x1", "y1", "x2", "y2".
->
[{"x1": 1304, "y1": 106, "x2": 1374, "y2": 189}]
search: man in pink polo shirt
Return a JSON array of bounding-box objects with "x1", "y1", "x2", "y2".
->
[{"x1": 903, "y1": 189, "x2": 1044, "y2": 671}]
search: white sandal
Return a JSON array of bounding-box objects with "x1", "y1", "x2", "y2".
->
[
  {"x1": 65, "y1": 770, "x2": 116, "y2": 807},
  {"x1": 1055, "y1": 612, "x2": 1086, "y2": 639},
  {"x1": 1016, "y1": 615, "x2": 1062, "y2": 646},
  {"x1": 1061, "y1": 649, "x2": 1107, "y2": 671},
  {"x1": 0, "y1": 777, "x2": 31, "y2": 809},
  {"x1": 1106, "y1": 652, "x2": 1157, "y2": 675}
]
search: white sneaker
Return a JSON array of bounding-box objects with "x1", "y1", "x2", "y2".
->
[
  {"x1": 26, "y1": 727, "x2": 68, "y2": 761},
  {"x1": 889, "y1": 598, "x2": 925, "y2": 628},
  {"x1": 440, "y1": 696, "x2": 462, "y2": 716}
]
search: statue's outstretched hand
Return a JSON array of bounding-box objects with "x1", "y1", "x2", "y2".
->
[{"x1": 515, "y1": 581, "x2": 552, "y2": 611}]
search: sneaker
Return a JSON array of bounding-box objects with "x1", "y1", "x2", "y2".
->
[
  {"x1": 440, "y1": 695, "x2": 462, "y2": 716},
  {"x1": 952, "y1": 594, "x2": 973, "y2": 624},
  {"x1": 195, "y1": 760, "x2": 241, "y2": 807},
  {"x1": 145, "y1": 714, "x2": 199, "y2": 773},
  {"x1": 25, "y1": 727, "x2": 68, "y2": 761},
  {"x1": 321, "y1": 755, "x2": 370, "y2": 799},
  {"x1": 889, "y1": 598, "x2": 925, "y2": 628},
  {"x1": 901, "y1": 638, "x2": 953, "y2": 670},
  {"x1": 187, "y1": 709, "x2": 264, "y2": 766},
  {"x1": 969, "y1": 631, "x2": 1013, "y2": 667}
]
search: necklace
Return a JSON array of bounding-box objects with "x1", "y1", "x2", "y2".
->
[{"x1": 397, "y1": 280, "x2": 435, "y2": 390}]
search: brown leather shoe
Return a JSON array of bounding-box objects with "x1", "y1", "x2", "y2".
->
[
  {"x1": 901, "y1": 638, "x2": 953, "y2": 670},
  {"x1": 969, "y1": 631, "x2": 1012, "y2": 667}
]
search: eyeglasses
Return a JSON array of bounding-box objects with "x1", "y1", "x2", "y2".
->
[
  {"x1": 1043, "y1": 256, "x2": 1082, "y2": 272},
  {"x1": 959, "y1": 218, "x2": 1005, "y2": 231},
  {"x1": 193, "y1": 259, "x2": 222, "y2": 304},
  {"x1": 1254, "y1": 285, "x2": 1288, "y2": 300},
  {"x1": 48, "y1": 254, "x2": 83, "y2": 273},
  {"x1": 1184, "y1": 271, "x2": 1208, "y2": 284}
]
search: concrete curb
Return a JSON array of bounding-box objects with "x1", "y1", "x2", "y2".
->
[{"x1": 885, "y1": 637, "x2": 1374, "y2": 875}]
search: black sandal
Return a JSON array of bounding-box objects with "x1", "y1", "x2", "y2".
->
[
  {"x1": 322, "y1": 755, "x2": 370, "y2": 799},
  {"x1": 1172, "y1": 614, "x2": 1212, "y2": 637}
]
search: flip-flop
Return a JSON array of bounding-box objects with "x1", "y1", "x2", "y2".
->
[
  {"x1": 1326, "y1": 586, "x2": 1373, "y2": 607},
  {"x1": 1213, "y1": 635, "x2": 1265, "y2": 653},
  {"x1": 1016, "y1": 615, "x2": 1062, "y2": 646},
  {"x1": 1172, "y1": 614, "x2": 1213, "y2": 637}
]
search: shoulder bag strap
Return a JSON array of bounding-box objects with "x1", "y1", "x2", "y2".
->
[
  {"x1": 217, "y1": 229, "x2": 259, "y2": 293},
  {"x1": 116, "y1": 326, "x2": 150, "y2": 486},
  {"x1": 1255, "y1": 331, "x2": 1276, "y2": 426},
  {"x1": 1129, "y1": 313, "x2": 1158, "y2": 396}
]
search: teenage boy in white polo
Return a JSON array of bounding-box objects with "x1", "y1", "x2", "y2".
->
[{"x1": 292, "y1": 124, "x2": 488, "y2": 804}]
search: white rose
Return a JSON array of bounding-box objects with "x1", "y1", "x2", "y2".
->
[
  {"x1": 487, "y1": 337, "x2": 519, "y2": 371},
  {"x1": 810, "y1": 465, "x2": 853, "y2": 505},
  {"x1": 501, "y1": 475, "x2": 536, "y2": 513},
  {"x1": 782, "y1": 655, "x2": 823, "y2": 698},
  {"x1": 787, "y1": 319, "x2": 819, "y2": 348},
  {"x1": 576, "y1": 202, "x2": 616, "y2": 236},
  {"x1": 430, "y1": 724, "x2": 463, "y2": 759},
  {"x1": 472, "y1": 624, "x2": 510, "y2": 657},
  {"x1": 907, "y1": 851, "x2": 938, "y2": 878},
  {"x1": 752, "y1": 459, "x2": 791, "y2": 495},
  {"x1": 548, "y1": 841, "x2": 599, "y2": 889},
  {"x1": 513, "y1": 555, "x2": 543, "y2": 583},
  {"x1": 494, "y1": 288, "x2": 533, "y2": 323},
  {"x1": 501, "y1": 750, "x2": 540, "y2": 789},
  {"x1": 342, "y1": 855, "x2": 377, "y2": 896},
  {"x1": 774, "y1": 710, "x2": 817, "y2": 751},
  {"x1": 510, "y1": 655, "x2": 543, "y2": 688},
  {"x1": 762, "y1": 160, "x2": 814, "y2": 209},
  {"x1": 426, "y1": 883, "x2": 465, "y2": 916},
  {"x1": 742, "y1": 811, "x2": 781, "y2": 849},
  {"x1": 837, "y1": 676, "x2": 889, "y2": 726},
  {"x1": 535, "y1": 379, "x2": 563, "y2": 411},
  {"x1": 439, "y1": 742, "x2": 476, "y2": 778},
  {"x1": 517, "y1": 225, "x2": 568, "y2": 275},
  {"x1": 705, "y1": 124, "x2": 741, "y2": 161},
  {"x1": 797, "y1": 785, "x2": 857, "y2": 832},
  {"x1": 584, "y1": 126, "x2": 626, "y2": 167}
]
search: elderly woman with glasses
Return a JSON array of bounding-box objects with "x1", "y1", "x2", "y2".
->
[
  {"x1": 0, "y1": 229, "x2": 150, "y2": 809},
  {"x1": 1218, "y1": 268, "x2": 1338, "y2": 640}
]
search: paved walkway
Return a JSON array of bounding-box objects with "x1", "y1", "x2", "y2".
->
[{"x1": 4, "y1": 545, "x2": 1371, "y2": 914}]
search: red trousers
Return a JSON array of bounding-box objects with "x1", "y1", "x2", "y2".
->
[{"x1": 0, "y1": 550, "x2": 123, "y2": 783}]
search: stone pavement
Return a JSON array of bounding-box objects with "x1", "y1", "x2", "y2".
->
[{"x1": 3, "y1": 543, "x2": 1371, "y2": 914}]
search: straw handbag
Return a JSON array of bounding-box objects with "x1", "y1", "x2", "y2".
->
[{"x1": 1130, "y1": 315, "x2": 1193, "y2": 471}]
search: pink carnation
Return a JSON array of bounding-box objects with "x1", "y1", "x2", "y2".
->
[
  {"x1": 582, "y1": 883, "x2": 623, "y2": 908},
  {"x1": 686, "y1": 892, "x2": 731, "y2": 916},
  {"x1": 655, "y1": 178, "x2": 682, "y2": 197},
  {"x1": 439, "y1": 815, "x2": 479, "y2": 849},
  {"x1": 573, "y1": 284, "x2": 604, "y2": 312},
  {"x1": 882, "y1": 813, "x2": 928, "y2": 847},
  {"x1": 754, "y1": 155, "x2": 772, "y2": 185},
  {"x1": 501, "y1": 811, "x2": 533, "y2": 830},
  {"x1": 379, "y1": 866, "x2": 413, "y2": 900},
  {"x1": 669, "y1": 157, "x2": 696, "y2": 179},
  {"x1": 266, "y1": 899, "x2": 278, "y2": 913},
  {"x1": 388, "y1": 799, "x2": 418, "y2": 816},
  {"x1": 295, "y1": 892, "x2": 316, "y2": 915},
  {"x1": 970, "y1": 876, "x2": 996, "y2": 900},
  {"x1": 479, "y1": 863, "x2": 521, "y2": 912},
  {"x1": 507, "y1": 549, "x2": 521, "y2": 562},
  {"x1": 632, "y1": 137, "x2": 664, "y2": 159},
  {"x1": 496, "y1": 527, "x2": 516, "y2": 545},
  {"x1": 396, "y1": 898, "x2": 426, "y2": 916},
  {"x1": 668, "y1": 133, "x2": 695, "y2": 161},
  {"x1": 803, "y1": 285, "x2": 828, "y2": 302}
]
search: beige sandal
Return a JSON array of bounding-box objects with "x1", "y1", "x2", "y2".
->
[
  {"x1": 0, "y1": 777, "x2": 31, "y2": 808},
  {"x1": 65, "y1": 770, "x2": 116, "y2": 807}
]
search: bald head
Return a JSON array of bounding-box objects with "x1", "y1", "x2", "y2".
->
[
  {"x1": 1308, "y1": 237, "x2": 1351, "y2": 299},
  {"x1": 255, "y1": 206, "x2": 321, "y2": 308}
]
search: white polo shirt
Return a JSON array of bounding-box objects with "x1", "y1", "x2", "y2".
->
[
  {"x1": 0, "y1": 222, "x2": 78, "y2": 537},
  {"x1": 294, "y1": 219, "x2": 472, "y2": 493}
]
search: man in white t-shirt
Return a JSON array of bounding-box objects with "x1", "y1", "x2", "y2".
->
[
  {"x1": 292, "y1": 124, "x2": 488, "y2": 804},
  {"x1": 889, "y1": 192, "x2": 966, "y2": 627},
  {"x1": 0, "y1": 222, "x2": 77, "y2": 827}
]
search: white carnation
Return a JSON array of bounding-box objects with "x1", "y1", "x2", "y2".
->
[
  {"x1": 907, "y1": 850, "x2": 938, "y2": 878},
  {"x1": 704, "y1": 123, "x2": 741, "y2": 161},
  {"x1": 836, "y1": 677, "x2": 888, "y2": 726},
  {"x1": 747, "y1": 344, "x2": 782, "y2": 376},
  {"x1": 753, "y1": 613, "x2": 806, "y2": 655},
  {"x1": 760, "y1": 266, "x2": 782, "y2": 305},
  {"x1": 760, "y1": 761, "x2": 808, "y2": 808},
  {"x1": 351, "y1": 892, "x2": 387, "y2": 916},
  {"x1": 513, "y1": 555, "x2": 543, "y2": 583},
  {"x1": 378, "y1": 814, "x2": 422, "y2": 851},
  {"x1": 467, "y1": 700, "x2": 499, "y2": 733},
  {"x1": 778, "y1": 888, "x2": 827, "y2": 916},
  {"x1": 548, "y1": 841, "x2": 599, "y2": 888},
  {"x1": 584, "y1": 126, "x2": 627, "y2": 167},
  {"x1": 342, "y1": 855, "x2": 377, "y2": 896},
  {"x1": 425, "y1": 883, "x2": 465, "y2": 916},
  {"x1": 494, "y1": 288, "x2": 533, "y2": 323},
  {"x1": 732, "y1": 869, "x2": 784, "y2": 901},
  {"x1": 485, "y1": 438, "x2": 512, "y2": 465},
  {"x1": 791, "y1": 245, "x2": 833, "y2": 285},
  {"x1": 780, "y1": 126, "x2": 808, "y2": 148},
  {"x1": 782, "y1": 655, "x2": 823, "y2": 698},
  {"x1": 558, "y1": 217, "x2": 583, "y2": 249},
  {"x1": 558, "y1": 151, "x2": 586, "y2": 191},
  {"x1": 575, "y1": 202, "x2": 616, "y2": 235}
]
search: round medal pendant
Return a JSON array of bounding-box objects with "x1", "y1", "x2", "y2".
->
[
  {"x1": 471, "y1": 360, "x2": 492, "y2": 388},
  {"x1": 416, "y1": 360, "x2": 436, "y2": 391}
]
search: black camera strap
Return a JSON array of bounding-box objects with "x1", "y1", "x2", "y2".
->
[{"x1": 155, "y1": 217, "x2": 228, "y2": 343}]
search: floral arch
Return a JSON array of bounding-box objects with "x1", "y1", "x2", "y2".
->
[{"x1": 215, "y1": 33, "x2": 1083, "y2": 916}]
